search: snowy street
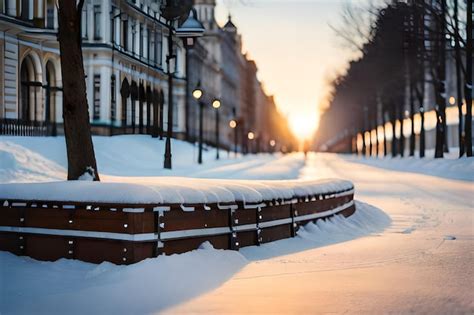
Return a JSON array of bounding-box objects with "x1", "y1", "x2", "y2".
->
[
  {"x1": 166, "y1": 154, "x2": 474, "y2": 314},
  {"x1": 0, "y1": 136, "x2": 473, "y2": 314}
]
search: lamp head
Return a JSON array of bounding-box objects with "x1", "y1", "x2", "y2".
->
[
  {"x1": 212, "y1": 99, "x2": 221, "y2": 109},
  {"x1": 192, "y1": 82, "x2": 203, "y2": 100}
]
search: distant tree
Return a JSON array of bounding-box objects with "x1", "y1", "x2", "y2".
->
[
  {"x1": 58, "y1": 0, "x2": 100, "y2": 180},
  {"x1": 464, "y1": 0, "x2": 472, "y2": 156}
]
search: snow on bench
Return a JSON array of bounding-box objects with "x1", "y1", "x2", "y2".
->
[
  {"x1": 0, "y1": 178, "x2": 356, "y2": 264},
  {"x1": 0, "y1": 177, "x2": 353, "y2": 208}
]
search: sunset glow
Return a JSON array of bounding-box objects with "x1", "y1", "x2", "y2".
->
[
  {"x1": 289, "y1": 112, "x2": 319, "y2": 141},
  {"x1": 215, "y1": 1, "x2": 356, "y2": 140}
]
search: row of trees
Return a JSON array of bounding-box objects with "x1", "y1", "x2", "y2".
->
[{"x1": 316, "y1": 0, "x2": 472, "y2": 158}]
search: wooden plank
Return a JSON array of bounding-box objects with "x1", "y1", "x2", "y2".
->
[
  {"x1": 233, "y1": 208, "x2": 257, "y2": 226},
  {"x1": 259, "y1": 204, "x2": 291, "y2": 222},
  {"x1": 162, "y1": 208, "x2": 229, "y2": 232},
  {"x1": 0, "y1": 207, "x2": 155, "y2": 234},
  {"x1": 236, "y1": 230, "x2": 257, "y2": 248},
  {"x1": 162, "y1": 234, "x2": 230, "y2": 255},
  {"x1": 260, "y1": 224, "x2": 292, "y2": 243}
]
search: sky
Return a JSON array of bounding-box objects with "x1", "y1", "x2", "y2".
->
[{"x1": 214, "y1": 0, "x2": 367, "y2": 140}]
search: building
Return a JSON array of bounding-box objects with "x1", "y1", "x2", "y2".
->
[
  {"x1": 189, "y1": 0, "x2": 296, "y2": 153},
  {"x1": 0, "y1": 0, "x2": 187, "y2": 136},
  {"x1": 0, "y1": 0, "x2": 296, "y2": 153}
]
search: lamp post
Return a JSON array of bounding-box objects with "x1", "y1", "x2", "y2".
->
[
  {"x1": 212, "y1": 99, "x2": 221, "y2": 160},
  {"x1": 269, "y1": 139, "x2": 276, "y2": 153},
  {"x1": 229, "y1": 119, "x2": 237, "y2": 157},
  {"x1": 192, "y1": 84, "x2": 204, "y2": 164},
  {"x1": 248, "y1": 131, "x2": 255, "y2": 154},
  {"x1": 160, "y1": 6, "x2": 204, "y2": 169}
]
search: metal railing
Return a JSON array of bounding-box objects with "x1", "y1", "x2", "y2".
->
[{"x1": 0, "y1": 119, "x2": 56, "y2": 137}]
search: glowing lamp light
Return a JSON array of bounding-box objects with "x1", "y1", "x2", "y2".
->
[
  {"x1": 449, "y1": 96, "x2": 456, "y2": 105},
  {"x1": 269, "y1": 140, "x2": 276, "y2": 147},
  {"x1": 248, "y1": 132, "x2": 255, "y2": 140},
  {"x1": 192, "y1": 87, "x2": 203, "y2": 100},
  {"x1": 212, "y1": 99, "x2": 221, "y2": 109},
  {"x1": 229, "y1": 120, "x2": 237, "y2": 129}
]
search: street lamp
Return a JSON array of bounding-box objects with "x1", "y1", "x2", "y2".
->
[
  {"x1": 193, "y1": 84, "x2": 204, "y2": 164},
  {"x1": 248, "y1": 131, "x2": 255, "y2": 154},
  {"x1": 229, "y1": 119, "x2": 238, "y2": 157},
  {"x1": 160, "y1": 4, "x2": 205, "y2": 169},
  {"x1": 449, "y1": 96, "x2": 456, "y2": 105},
  {"x1": 212, "y1": 99, "x2": 221, "y2": 160},
  {"x1": 269, "y1": 139, "x2": 276, "y2": 153}
]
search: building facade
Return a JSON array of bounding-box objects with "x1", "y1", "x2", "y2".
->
[
  {"x1": 0, "y1": 0, "x2": 297, "y2": 152},
  {"x1": 189, "y1": 0, "x2": 296, "y2": 152},
  {"x1": 0, "y1": 0, "x2": 187, "y2": 136}
]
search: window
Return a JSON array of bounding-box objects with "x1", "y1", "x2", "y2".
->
[
  {"x1": 111, "y1": 75, "x2": 116, "y2": 122},
  {"x1": 110, "y1": 8, "x2": 116, "y2": 45},
  {"x1": 82, "y1": 6, "x2": 88, "y2": 39},
  {"x1": 122, "y1": 19, "x2": 128, "y2": 50},
  {"x1": 155, "y1": 29, "x2": 162, "y2": 65},
  {"x1": 131, "y1": 22, "x2": 136, "y2": 55},
  {"x1": 139, "y1": 24, "x2": 144, "y2": 57},
  {"x1": 20, "y1": 0, "x2": 30, "y2": 20},
  {"x1": 93, "y1": 5, "x2": 102, "y2": 40},
  {"x1": 93, "y1": 75, "x2": 101, "y2": 121},
  {"x1": 46, "y1": 0, "x2": 55, "y2": 29},
  {"x1": 149, "y1": 29, "x2": 155, "y2": 64}
]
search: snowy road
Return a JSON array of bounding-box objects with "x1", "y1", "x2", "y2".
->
[
  {"x1": 165, "y1": 153, "x2": 474, "y2": 314},
  {"x1": 1, "y1": 136, "x2": 473, "y2": 314}
]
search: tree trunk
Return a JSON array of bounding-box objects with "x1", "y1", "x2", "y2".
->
[
  {"x1": 399, "y1": 117, "x2": 405, "y2": 157},
  {"x1": 361, "y1": 130, "x2": 366, "y2": 157},
  {"x1": 58, "y1": 0, "x2": 100, "y2": 181},
  {"x1": 409, "y1": 77, "x2": 416, "y2": 156},
  {"x1": 434, "y1": 0, "x2": 447, "y2": 158},
  {"x1": 368, "y1": 129, "x2": 373, "y2": 157},
  {"x1": 465, "y1": 0, "x2": 472, "y2": 157},
  {"x1": 454, "y1": 0, "x2": 464, "y2": 157},
  {"x1": 420, "y1": 110, "x2": 426, "y2": 158},
  {"x1": 391, "y1": 108, "x2": 398, "y2": 157},
  {"x1": 375, "y1": 126, "x2": 379, "y2": 157}
]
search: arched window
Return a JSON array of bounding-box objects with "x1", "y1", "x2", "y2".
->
[
  {"x1": 19, "y1": 56, "x2": 38, "y2": 121},
  {"x1": 45, "y1": 61, "x2": 57, "y2": 123},
  {"x1": 111, "y1": 75, "x2": 116, "y2": 123},
  {"x1": 120, "y1": 78, "x2": 130, "y2": 127}
]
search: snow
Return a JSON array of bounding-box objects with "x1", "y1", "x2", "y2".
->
[
  {"x1": 0, "y1": 136, "x2": 352, "y2": 205},
  {"x1": 344, "y1": 150, "x2": 474, "y2": 182},
  {"x1": 167, "y1": 153, "x2": 473, "y2": 314},
  {"x1": 0, "y1": 201, "x2": 387, "y2": 315},
  {"x1": 1, "y1": 136, "x2": 473, "y2": 314},
  {"x1": 0, "y1": 135, "x2": 304, "y2": 182},
  {"x1": 0, "y1": 177, "x2": 353, "y2": 205}
]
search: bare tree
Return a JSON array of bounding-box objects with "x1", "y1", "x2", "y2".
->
[
  {"x1": 58, "y1": 0, "x2": 100, "y2": 180},
  {"x1": 453, "y1": 0, "x2": 465, "y2": 156},
  {"x1": 465, "y1": 0, "x2": 472, "y2": 156}
]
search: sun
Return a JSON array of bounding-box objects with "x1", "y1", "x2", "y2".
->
[{"x1": 289, "y1": 114, "x2": 319, "y2": 141}]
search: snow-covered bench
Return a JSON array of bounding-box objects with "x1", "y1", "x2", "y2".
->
[{"x1": 0, "y1": 178, "x2": 355, "y2": 264}]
